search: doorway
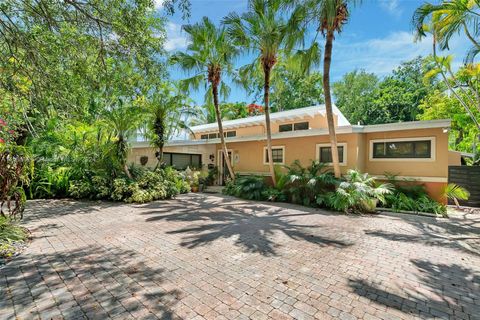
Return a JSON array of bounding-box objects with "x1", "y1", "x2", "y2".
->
[{"x1": 217, "y1": 150, "x2": 233, "y2": 186}]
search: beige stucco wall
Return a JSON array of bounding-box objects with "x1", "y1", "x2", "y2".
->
[
  {"x1": 363, "y1": 128, "x2": 449, "y2": 178},
  {"x1": 192, "y1": 113, "x2": 338, "y2": 140},
  {"x1": 127, "y1": 144, "x2": 216, "y2": 170},
  {"x1": 448, "y1": 150, "x2": 462, "y2": 166},
  {"x1": 220, "y1": 132, "x2": 361, "y2": 175}
]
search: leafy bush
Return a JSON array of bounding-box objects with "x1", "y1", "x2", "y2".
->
[
  {"x1": 323, "y1": 170, "x2": 393, "y2": 214},
  {"x1": 443, "y1": 183, "x2": 470, "y2": 208},
  {"x1": 383, "y1": 173, "x2": 447, "y2": 216},
  {"x1": 0, "y1": 216, "x2": 28, "y2": 258},
  {"x1": 223, "y1": 175, "x2": 268, "y2": 200},
  {"x1": 280, "y1": 160, "x2": 336, "y2": 206},
  {"x1": 0, "y1": 145, "x2": 33, "y2": 220}
]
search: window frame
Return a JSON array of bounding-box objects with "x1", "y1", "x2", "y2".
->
[
  {"x1": 369, "y1": 137, "x2": 436, "y2": 162},
  {"x1": 316, "y1": 143, "x2": 347, "y2": 166},
  {"x1": 294, "y1": 121, "x2": 309, "y2": 131},
  {"x1": 279, "y1": 124, "x2": 293, "y2": 132},
  {"x1": 163, "y1": 152, "x2": 203, "y2": 170},
  {"x1": 263, "y1": 146, "x2": 285, "y2": 165}
]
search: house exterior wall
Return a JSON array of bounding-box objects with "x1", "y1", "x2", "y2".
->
[
  {"x1": 363, "y1": 128, "x2": 448, "y2": 179},
  {"x1": 448, "y1": 151, "x2": 462, "y2": 166},
  {"x1": 191, "y1": 113, "x2": 338, "y2": 139}
]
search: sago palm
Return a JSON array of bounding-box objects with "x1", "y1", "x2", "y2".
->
[
  {"x1": 223, "y1": 0, "x2": 305, "y2": 186},
  {"x1": 171, "y1": 17, "x2": 238, "y2": 181}
]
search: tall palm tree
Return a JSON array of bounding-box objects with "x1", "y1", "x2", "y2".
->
[
  {"x1": 224, "y1": 0, "x2": 305, "y2": 186},
  {"x1": 190, "y1": 103, "x2": 236, "y2": 126},
  {"x1": 147, "y1": 85, "x2": 193, "y2": 167},
  {"x1": 298, "y1": 0, "x2": 354, "y2": 178},
  {"x1": 172, "y1": 17, "x2": 238, "y2": 181}
]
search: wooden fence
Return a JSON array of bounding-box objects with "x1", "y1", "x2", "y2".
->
[{"x1": 448, "y1": 166, "x2": 480, "y2": 207}]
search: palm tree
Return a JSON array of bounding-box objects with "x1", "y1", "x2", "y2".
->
[
  {"x1": 298, "y1": 0, "x2": 355, "y2": 178},
  {"x1": 104, "y1": 98, "x2": 143, "y2": 179},
  {"x1": 413, "y1": 0, "x2": 480, "y2": 63},
  {"x1": 190, "y1": 103, "x2": 236, "y2": 126},
  {"x1": 172, "y1": 17, "x2": 238, "y2": 181},
  {"x1": 147, "y1": 85, "x2": 193, "y2": 167},
  {"x1": 224, "y1": 0, "x2": 305, "y2": 186}
]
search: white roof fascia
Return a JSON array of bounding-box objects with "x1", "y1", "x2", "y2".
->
[{"x1": 360, "y1": 119, "x2": 451, "y2": 133}]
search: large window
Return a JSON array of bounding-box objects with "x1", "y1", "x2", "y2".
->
[
  {"x1": 371, "y1": 138, "x2": 434, "y2": 160},
  {"x1": 208, "y1": 133, "x2": 218, "y2": 139},
  {"x1": 164, "y1": 153, "x2": 202, "y2": 170},
  {"x1": 200, "y1": 134, "x2": 208, "y2": 140},
  {"x1": 316, "y1": 143, "x2": 347, "y2": 165},
  {"x1": 279, "y1": 124, "x2": 293, "y2": 132},
  {"x1": 263, "y1": 146, "x2": 285, "y2": 164},
  {"x1": 226, "y1": 131, "x2": 236, "y2": 138}
]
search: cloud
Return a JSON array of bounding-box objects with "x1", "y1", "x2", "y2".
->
[
  {"x1": 379, "y1": 0, "x2": 403, "y2": 17},
  {"x1": 164, "y1": 22, "x2": 190, "y2": 51},
  {"x1": 154, "y1": 0, "x2": 164, "y2": 10},
  {"x1": 332, "y1": 31, "x2": 469, "y2": 79}
]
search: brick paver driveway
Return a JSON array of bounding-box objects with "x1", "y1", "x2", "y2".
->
[{"x1": 1, "y1": 194, "x2": 479, "y2": 320}]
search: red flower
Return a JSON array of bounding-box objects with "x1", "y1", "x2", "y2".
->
[
  {"x1": 0, "y1": 138, "x2": 4, "y2": 144},
  {"x1": 0, "y1": 118, "x2": 6, "y2": 127}
]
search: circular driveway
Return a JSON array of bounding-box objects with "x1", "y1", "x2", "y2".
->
[{"x1": 1, "y1": 194, "x2": 479, "y2": 319}]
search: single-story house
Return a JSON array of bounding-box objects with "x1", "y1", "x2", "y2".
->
[{"x1": 128, "y1": 105, "x2": 460, "y2": 201}]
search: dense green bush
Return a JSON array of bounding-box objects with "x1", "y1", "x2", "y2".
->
[
  {"x1": 69, "y1": 167, "x2": 190, "y2": 203},
  {"x1": 280, "y1": 161, "x2": 336, "y2": 206},
  {"x1": 383, "y1": 174, "x2": 447, "y2": 216},
  {"x1": 0, "y1": 216, "x2": 28, "y2": 259},
  {"x1": 320, "y1": 170, "x2": 393, "y2": 214},
  {"x1": 224, "y1": 176, "x2": 268, "y2": 200}
]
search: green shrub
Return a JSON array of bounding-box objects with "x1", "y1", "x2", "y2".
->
[
  {"x1": 280, "y1": 160, "x2": 336, "y2": 206},
  {"x1": 383, "y1": 173, "x2": 447, "y2": 216},
  {"x1": 223, "y1": 176, "x2": 268, "y2": 200},
  {"x1": 324, "y1": 170, "x2": 393, "y2": 214},
  {"x1": 0, "y1": 216, "x2": 28, "y2": 258}
]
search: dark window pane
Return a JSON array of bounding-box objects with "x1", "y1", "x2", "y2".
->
[
  {"x1": 265, "y1": 148, "x2": 284, "y2": 163},
  {"x1": 208, "y1": 133, "x2": 217, "y2": 139},
  {"x1": 373, "y1": 140, "x2": 431, "y2": 158},
  {"x1": 165, "y1": 153, "x2": 202, "y2": 170},
  {"x1": 294, "y1": 122, "x2": 309, "y2": 131},
  {"x1": 226, "y1": 131, "x2": 236, "y2": 137},
  {"x1": 200, "y1": 134, "x2": 208, "y2": 140},
  {"x1": 279, "y1": 124, "x2": 293, "y2": 132},
  {"x1": 319, "y1": 146, "x2": 344, "y2": 163}
]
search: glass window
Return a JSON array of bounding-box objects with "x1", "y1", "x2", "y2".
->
[
  {"x1": 226, "y1": 131, "x2": 236, "y2": 137},
  {"x1": 200, "y1": 134, "x2": 208, "y2": 140},
  {"x1": 294, "y1": 122, "x2": 309, "y2": 131},
  {"x1": 373, "y1": 140, "x2": 431, "y2": 158},
  {"x1": 208, "y1": 133, "x2": 217, "y2": 139},
  {"x1": 265, "y1": 147, "x2": 284, "y2": 163},
  {"x1": 319, "y1": 146, "x2": 344, "y2": 163},
  {"x1": 163, "y1": 153, "x2": 202, "y2": 170},
  {"x1": 279, "y1": 124, "x2": 293, "y2": 132}
]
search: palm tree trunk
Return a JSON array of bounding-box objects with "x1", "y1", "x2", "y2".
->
[
  {"x1": 264, "y1": 66, "x2": 277, "y2": 187},
  {"x1": 323, "y1": 29, "x2": 341, "y2": 178},
  {"x1": 212, "y1": 83, "x2": 235, "y2": 182}
]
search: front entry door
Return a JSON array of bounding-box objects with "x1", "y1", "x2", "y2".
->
[{"x1": 218, "y1": 150, "x2": 232, "y2": 186}]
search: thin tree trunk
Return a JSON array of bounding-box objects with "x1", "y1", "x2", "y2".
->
[
  {"x1": 323, "y1": 29, "x2": 341, "y2": 178},
  {"x1": 212, "y1": 83, "x2": 235, "y2": 182},
  {"x1": 264, "y1": 66, "x2": 277, "y2": 187}
]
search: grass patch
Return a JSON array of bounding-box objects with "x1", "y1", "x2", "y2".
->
[{"x1": 0, "y1": 216, "x2": 28, "y2": 259}]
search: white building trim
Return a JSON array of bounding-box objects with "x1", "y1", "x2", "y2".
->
[{"x1": 368, "y1": 137, "x2": 436, "y2": 162}]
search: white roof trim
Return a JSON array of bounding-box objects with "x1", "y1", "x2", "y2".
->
[
  {"x1": 190, "y1": 104, "x2": 351, "y2": 132},
  {"x1": 358, "y1": 119, "x2": 451, "y2": 133}
]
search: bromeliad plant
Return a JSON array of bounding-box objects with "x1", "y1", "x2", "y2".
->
[{"x1": 322, "y1": 170, "x2": 393, "y2": 214}]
